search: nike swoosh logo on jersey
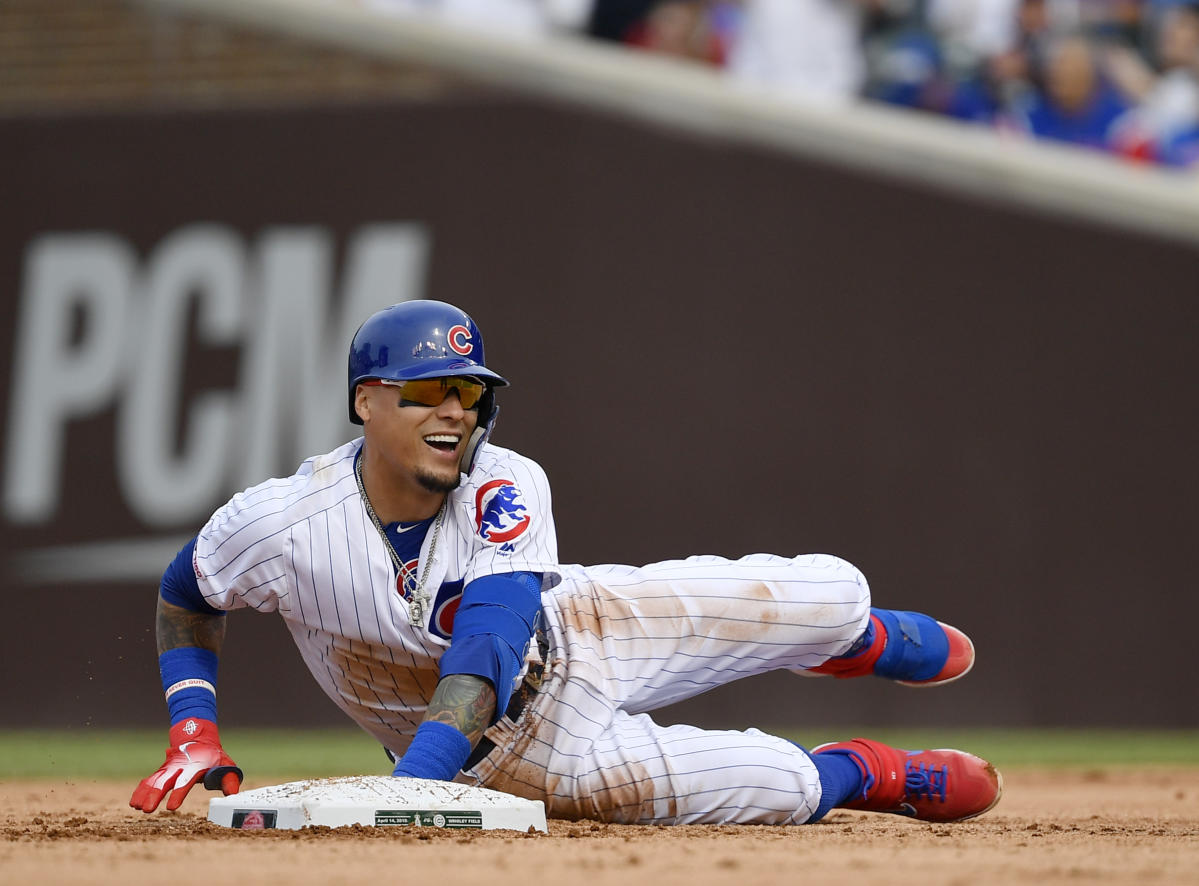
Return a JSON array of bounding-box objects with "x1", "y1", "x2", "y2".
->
[{"x1": 387, "y1": 521, "x2": 426, "y2": 534}]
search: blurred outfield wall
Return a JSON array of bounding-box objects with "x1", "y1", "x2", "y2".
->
[{"x1": 2, "y1": 0, "x2": 1197, "y2": 730}]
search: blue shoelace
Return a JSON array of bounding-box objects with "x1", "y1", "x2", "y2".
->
[{"x1": 905, "y1": 759, "x2": 948, "y2": 803}]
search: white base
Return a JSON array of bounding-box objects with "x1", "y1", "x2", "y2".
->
[{"x1": 208, "y1": 776, "x2": 547, "y2": 832}]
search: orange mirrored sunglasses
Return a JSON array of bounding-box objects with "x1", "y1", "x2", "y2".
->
[{"x1": 363, "y1": 376, "x2": 486, "y2": 409}]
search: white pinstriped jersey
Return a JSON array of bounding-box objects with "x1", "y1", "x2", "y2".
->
[
  {"x1": 192, "y1": 438, "x2": 559, "y2": 753},
  {"x1": 194, "y1": 438, "x2": 875, "y2": 826}
]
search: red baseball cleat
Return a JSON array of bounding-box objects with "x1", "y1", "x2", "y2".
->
[
  {"x1": 812, "y1": 738, "x2": 1002, "y2": 823},
  {"x1": 805, "y1": 609, "x2": 975, "y2": 687}
]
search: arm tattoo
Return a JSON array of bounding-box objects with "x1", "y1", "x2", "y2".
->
[
  {"x1": 425, "y1": 674, "x2": 497, "y2": 747},
  {"x1": 156, "y1": 597, "x2": 227, "y2": 656}
]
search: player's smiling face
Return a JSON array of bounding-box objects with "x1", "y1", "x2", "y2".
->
[{"x1": 356, "y1": 379, "x2": 479, "y2": 503}]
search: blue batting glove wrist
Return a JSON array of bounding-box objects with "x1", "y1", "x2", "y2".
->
[{"x1": 392, "y1": 721, "x2": 473, "y2": 781}]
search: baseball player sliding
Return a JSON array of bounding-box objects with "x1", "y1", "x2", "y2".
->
[{"x1": 131, "y1": 300, "x2": 1001, "y2": 825}]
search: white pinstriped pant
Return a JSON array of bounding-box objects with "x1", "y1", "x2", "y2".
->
[{"x1": 464, "y1": 553, "x2": 871, "y2": 825}]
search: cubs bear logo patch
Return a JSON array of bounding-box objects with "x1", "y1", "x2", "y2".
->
[{"x1": 475, "y1": 479, "x2": 532, "y2": 544}]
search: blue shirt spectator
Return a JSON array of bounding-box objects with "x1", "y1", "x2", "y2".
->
[{"x1": 1013, "y1": 34, "x2": 1132, "y2": 150}]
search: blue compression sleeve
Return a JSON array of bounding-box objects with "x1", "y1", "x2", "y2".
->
[
  {"x1": 437, "y1": 571, "x2": 541, "y2": 720},
  {"x1": 158, "y1": 538, "x2": 223, "y2": 724},
  {"x1": 160, "y1": 537, "x2": 224, "y2": 616},
  {"x1": 159, "y1": 646, "x2": 219, "y2": 725},
  {"x1": 392, "y1": 721, "x2": 472, "y2": 781}
]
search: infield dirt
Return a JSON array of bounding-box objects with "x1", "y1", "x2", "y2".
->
[{"x1": 3, "y1": 769, "x2": 1197, "y2": 885}]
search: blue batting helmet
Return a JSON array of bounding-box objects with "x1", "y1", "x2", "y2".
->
[
  {"x1": 348, "y1": 300, "x2": 507, "y2": 473},
  {"x1": 348, "y1": 300, "x2": 508, "y2": 423}
]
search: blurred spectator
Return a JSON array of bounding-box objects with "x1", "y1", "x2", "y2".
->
[
  {"x1": 726, "y1": 0, "x2": 884, "y2": 104},
  {"x1": 589, "y1": 1, "x2": 740, "y2": 66},
  {"x1": 623, "y1": 1, "x2": 730, "y2": 65},
  {"x1": 1106, "y1": 2, "x2": 1199, "y2": 164},
  {"x1": 1010, "y1": 33, "x2": 1132, "y2": 149},
  {"x1": 927, "y1": 0, "x2": 1023, "y2": 68},
  {"x1": 864, "y1": 0, "x2": 1042, "y2": 122},
  {"x1": 936, "y1": 0, "x2": 1060, "y2": 124},
  {"x1": 865, "y1": 29, "x2": 951, "y2": 111}
]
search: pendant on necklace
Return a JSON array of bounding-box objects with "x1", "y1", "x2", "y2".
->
[{"x1": 355, "y1": 450, "x2": 442, "y2": 632}]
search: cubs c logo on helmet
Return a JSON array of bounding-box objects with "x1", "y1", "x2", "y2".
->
[
  {"x1": 447, "y1": 324, "x2": 474, "y2": 356},
  {"x1": 475, "y1": 479, "x2": 532, "y2": 544}
]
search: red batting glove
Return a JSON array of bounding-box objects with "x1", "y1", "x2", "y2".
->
[{"x1": 129, "y1": 718, "x2": 243, "y2": 813}]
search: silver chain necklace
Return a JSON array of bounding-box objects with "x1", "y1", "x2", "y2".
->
[{"x1": 354, "y1": 452, "x2": 445, "y2": 628}]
